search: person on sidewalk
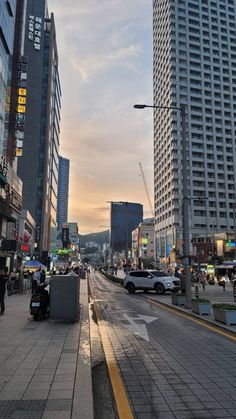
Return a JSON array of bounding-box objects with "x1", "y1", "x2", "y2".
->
[
  {"x1": 32, "y1": 269, "x2": 41, "y2": 294},
  {"x1": 0, "y1": 267, "x2": 10, "y2": 315},
  {"x1": 40, "y1": 269, "x2": 46, "y2": 284}
]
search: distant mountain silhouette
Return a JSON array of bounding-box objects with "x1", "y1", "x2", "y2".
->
[{"x1": 79, "y1": 230, "x2": 109, "y2": 248}]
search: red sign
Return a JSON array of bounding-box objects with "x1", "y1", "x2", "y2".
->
[{"x1": 21, "y1": 244, "x2": 30, "y2": 252}]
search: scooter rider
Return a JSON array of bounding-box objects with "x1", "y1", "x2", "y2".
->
[{"x1": 32, "y1": 268, "x2": 41, "y2": 294}]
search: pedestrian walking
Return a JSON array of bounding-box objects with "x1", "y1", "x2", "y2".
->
[
  {"x1": 232, "y1": 272, "x2": 236, "y2": 286},
  {"x1": 222, "y1": 278, "x2": 226, "y2": 291},
  {"x1": 0, "y1": 267, "x2": 9, "y2": 315}
]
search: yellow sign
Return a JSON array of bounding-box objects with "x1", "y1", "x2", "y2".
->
[
  {"x1": 18, "y1": 88, "x2": 27, "y2": 96},
  {"x1": 141, "y1": 237, "x2": 148, "y2": 244},
  {"x1": 17, "y1": 105, "x2": 26, "y2": 113},
  {"x1": 18, "y1": 96, "x2": 26, "y2": 105},
  {"x1": 15, "y1": 148, "x2": 23, "y2": 157},
  {"x1": 207, "y1": 265, "x2": 214, "y2": 274}
]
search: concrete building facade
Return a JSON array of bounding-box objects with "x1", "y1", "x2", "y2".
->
[
  {"x1": 132, "y1": 218, "x2": 155, "y2": 268},
  {"x1": 153, "y1": 0, "x2": 236, "y2": 258}
]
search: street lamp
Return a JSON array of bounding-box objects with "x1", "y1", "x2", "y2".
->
[{"x1": 134, "y1": 103, "x2": 192, "y2": 308}]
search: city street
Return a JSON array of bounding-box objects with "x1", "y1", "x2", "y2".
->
[{"x1": 89, "y1": 271, "x2": 236, "y2": 419}]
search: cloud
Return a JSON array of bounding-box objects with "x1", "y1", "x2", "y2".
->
[{"x1": 48, "y1": 0, "x2": 153, "y2": 233}]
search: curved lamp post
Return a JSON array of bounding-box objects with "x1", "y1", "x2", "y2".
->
[{"x1": 134, "y1": 103, "x2": 192, "y2": 308}]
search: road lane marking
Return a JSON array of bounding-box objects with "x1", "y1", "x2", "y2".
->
[
  {"x1": 122, "y1": 313, "x2": 158, "y2": 342},
  {"x1": 92, "y1": 299, "x2": 134, "y2": 419},
  {"x1": 148, "y1": 299, "x2": 236, "y2": 342}
]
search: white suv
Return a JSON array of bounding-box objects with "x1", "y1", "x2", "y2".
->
[{"x1": 124, "y1": 270, "x2": 180, "y2": 294}]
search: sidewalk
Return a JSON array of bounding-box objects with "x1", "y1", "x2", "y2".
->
[
  {"x1": 0, "y1": 279, "x2": 93, "y2": 419},
  {"x1": 148, "y1": 284, "x2": 236, "y2": 335}
]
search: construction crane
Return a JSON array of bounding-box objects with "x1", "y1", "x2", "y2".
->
[{"x1": 138, "y1": 162, "x2": 154, "y2": 218}]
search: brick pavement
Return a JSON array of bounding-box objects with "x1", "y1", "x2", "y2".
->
[
  {"x1": 0, "y1": 279, "x2": 93, "y2": 419},
  {"x1": 148, "y1": 284, "x2": 236, "y2": 335},
  {"x1": 94, "y1": 271, "x2": 236, "y2": 419}
]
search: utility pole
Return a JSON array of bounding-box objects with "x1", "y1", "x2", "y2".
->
[{"x1": 180, "y1": 104, "x2": 192, "y2": 308}]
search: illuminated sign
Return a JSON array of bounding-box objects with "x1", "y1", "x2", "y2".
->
[
  {"x1": 18, "y1": 88, "x2": 27, "y2": 96},
  {"x1": 17, "y1": 105, "x2": 26, "y2": 113},
  {"x1": 16, "y1": 113, "x2": 25, "y2": 123},
  {"x1": 21, "y1": 244, "x2": 30, "y2": 252},
  {"x1": 15, "y1": 148, "x2": 23, "y2": 157},
  {"x1": 28, "y1": 15, "x2": 42, "y2": 51},
  {"x1": 226, "y1": 240, "x2": 235, "y2": 248},
  {"x1": 15, "y1": 57, "x2": 28, "y2": 157},
  {"x1": 51, "y1": 248, "x2": 72, "y2": 255},
  {"x1": 141, "y1": 237, "x2": 148, "y2": 244},
  {"x1": 16, "y1": 140, "x2": 23, "y2": 148},
  {"x1": 18, "y1": 96, "x2": 26, "y2": 105}
]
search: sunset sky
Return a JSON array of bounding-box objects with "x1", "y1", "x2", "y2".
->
[{"x1": 48, "y1": 0, "x2": 154, "y2": 234}]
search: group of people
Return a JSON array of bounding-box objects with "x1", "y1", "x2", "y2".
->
[
  {"x1": 174, "y1": 267, "x2": 236, "y2": 291},
  {"x1": 0, "y1": 266, "x2": 48, "y2": 316}
]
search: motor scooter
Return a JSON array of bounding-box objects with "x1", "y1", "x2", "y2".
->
[{"x1": 30, "y1": 284, "x2": 49, "y2": 320}]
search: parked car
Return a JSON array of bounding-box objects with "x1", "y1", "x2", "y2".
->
[{"x1": 124, "y1": 270, "x2": 180, "y2": 294}]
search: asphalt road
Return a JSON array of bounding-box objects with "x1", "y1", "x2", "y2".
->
[{"x1": 89, "y1": 270, "x2": 236, "y2": 419}]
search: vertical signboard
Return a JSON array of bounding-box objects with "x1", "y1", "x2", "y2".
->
[{"x1": 15, "y1": 56, "x2": 28, "y2": 157}]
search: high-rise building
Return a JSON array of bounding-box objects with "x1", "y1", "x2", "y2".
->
[
  {"x1": 0, "y1": 0, "x2": 24, "y2": 255},
  {"x1": 153, "y1": 0, "x2": 236, "y2": 258},
  {"x1": 0, "y1": 0, "x2": 16, "y2": 153},
  {"x1": 110, "y1": 201, "x2": 143, "y2": 260},
  {"x1": 57, "y1": 156, "x2": 70, "y2": 227},
  {"x1": 7, "y1": 0, "x2": 28, "y2": 165},
  {"x1": 17, "y1": 0, "x2": 61, "y2": 255}
]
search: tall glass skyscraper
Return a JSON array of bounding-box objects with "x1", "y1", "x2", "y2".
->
[
  {"x1": 17, "y1": 0, "x2": 61, "y2": 255},
  {"x1": 153, "y1": 0, "x2": 236, "y2": 258},
  {"x1": 57, "y1": 156, "x2": 70, "y2": 227}
]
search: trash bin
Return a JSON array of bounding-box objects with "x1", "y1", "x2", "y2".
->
[{"x1": 49, "y1": 275, "x2": 80, "y2": 321}]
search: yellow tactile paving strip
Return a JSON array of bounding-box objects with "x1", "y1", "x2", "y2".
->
[{"x1": 92, "y1": 298, "x2": 134, "y2": 419}]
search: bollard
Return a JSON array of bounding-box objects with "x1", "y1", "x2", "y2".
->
[
  {"x1": 233, "y1": 284, "x2": 236, "y2": 302},
  {"x1": 195, "y1": 284, "x2": 199, "y2": 299},
  {"x1": 222, "y1": 280, "x2": 226, "y2": 292},
  {"x1": 202, "y1": 282, "x2": 205, "y2": 291}
]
